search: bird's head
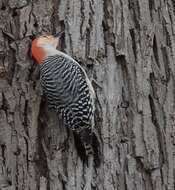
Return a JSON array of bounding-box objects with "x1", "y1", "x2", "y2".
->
[{"x1": 31, "y1": 32, "x2": 64, "y2": 64}]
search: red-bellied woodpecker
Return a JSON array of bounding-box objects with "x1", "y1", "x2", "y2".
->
[{"x1": 31, "y1": 33, "x2": 100, "y2": 165}]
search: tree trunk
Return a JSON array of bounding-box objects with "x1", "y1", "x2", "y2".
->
[{"x1": 0, "y1": 0, "x2": 175, "y2": 189}]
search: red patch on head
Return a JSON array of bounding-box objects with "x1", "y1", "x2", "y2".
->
[{"x1": 31, "y1": 38, "x2": 45, "y2": 64}]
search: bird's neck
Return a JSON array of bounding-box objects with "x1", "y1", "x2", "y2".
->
[
  {"x1": 32, "y1": 41, "x2": 75, "y2": 64},
  {"x1": 32, "y1": 44, "x2": 59, "y2": 64},
  {"x1": 40, "y1": 45, "x2": 75, "y2": 63}
]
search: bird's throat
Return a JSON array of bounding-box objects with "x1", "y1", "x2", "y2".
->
[{"x1": 32, "y1": 39, "x2": 46, "y2": 64}]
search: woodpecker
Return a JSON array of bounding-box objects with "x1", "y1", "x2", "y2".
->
[{"x1": 31, "y1": 33, "x2": 100, "y2": 165}]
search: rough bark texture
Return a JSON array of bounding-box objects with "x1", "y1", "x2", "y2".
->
[{"x1": 0, "y1": 0, "x2": 175, "y2": 189}]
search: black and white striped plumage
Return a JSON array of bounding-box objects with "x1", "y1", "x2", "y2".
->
[
  {"x1": 31, "y1": 34, "x2": 101, "y2": 165},
  {"x1": 40, "y1": 54, "x2": 97, "y2": 158}
]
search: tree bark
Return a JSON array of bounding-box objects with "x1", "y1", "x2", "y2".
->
[{"x1": 0, "y1": 0, "x2": 175, "y2": 189}]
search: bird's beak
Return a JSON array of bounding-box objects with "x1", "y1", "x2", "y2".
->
[{"x1": 53, "y1": 31, "x2": 64, "y2": 39}]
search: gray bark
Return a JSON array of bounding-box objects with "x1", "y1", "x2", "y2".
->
[{"x1": 0, "y1": 0, "x2": 175, "y2": 189}]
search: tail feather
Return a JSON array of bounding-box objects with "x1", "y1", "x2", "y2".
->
[
  {"x1": 73, "y1": 131, "x2": 87, "y2": 162},
  {"x1": 84, "y1": 143, "x2": 93, "y2": 155},
  {"x1": 92, "y1": 131, "x2": 101, "y2": 167},
  {"x1": 73, "y1": 127, "x2": 101, "y2": 167}
]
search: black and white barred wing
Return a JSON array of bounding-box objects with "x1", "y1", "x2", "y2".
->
[{"x1": 40, "y1": 55, "x2": 94, "y2": 129}]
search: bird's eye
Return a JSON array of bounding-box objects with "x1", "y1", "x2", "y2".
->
[{"x1": 42, "y1": 35, "x2": 49, "y2": 39}]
